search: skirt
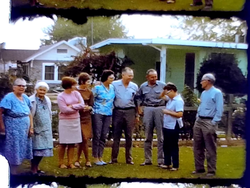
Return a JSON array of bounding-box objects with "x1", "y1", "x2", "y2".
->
[
  {"x1": 80, "y1": 113, "x2": 92, "y2": 140},
  {"x1": 58, "y1": 118, "x2": 82, "y2": 144}
]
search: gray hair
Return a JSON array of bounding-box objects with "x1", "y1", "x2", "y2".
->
[
  {"x1": 146, "y1": 69, "x2": 157, "y2": 75},
  {"x1": 13, "y1": 78, "x2": 26, "y2": 86},
  {"x1": 202, "y1": 73, "x2": 216, "y2": 84},
  {"x1": 35, "y1": 81, "x2": 49, "y2": 91},
  {"x1": 122, "y1": 67, "x2": 133, "y2": 74}
]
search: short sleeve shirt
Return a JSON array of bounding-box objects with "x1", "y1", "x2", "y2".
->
[
  {"x1": 92, "y1": 83, "x2": 115, "y2": 116},
  {"x1": 163, "y1": 94, "x2": 184, "y2": 129}
]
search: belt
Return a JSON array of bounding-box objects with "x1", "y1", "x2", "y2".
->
[
  {"x1": 115, "y1": 107, "x2": 135, "y2": 110},
  {"x1": 144, "y1": 104, "x2": 165, "y2": 107},
  {"x1": 199, "y1": 116, "x2": 213, "y2": 120}
]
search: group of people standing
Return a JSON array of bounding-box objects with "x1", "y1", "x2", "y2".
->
[
  {"x1": 0, "y1": 66, "x2": 223, "y2": 178},
  {"x1": 0, "y1": 78, "x2": 53, "y2": 175}
]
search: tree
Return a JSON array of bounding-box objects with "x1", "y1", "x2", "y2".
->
[
  {"x1": 172, "y1": 16, "x2": 247, "y2": 42},
  {"x1": 64, "y1": 47, "x2": 134, "y2": 81},
  {"x1": 41, "y1": 16, "x2": 127, "y2": 46},
  {"x1": 196, "y1": 53, "x2": 247, "y2": 95}
]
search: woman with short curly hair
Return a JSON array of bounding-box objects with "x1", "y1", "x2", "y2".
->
[{"x1": 57, "y1": 77, "x2": 85, "y2": 169}]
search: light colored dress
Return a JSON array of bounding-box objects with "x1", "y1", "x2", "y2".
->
[
  {"x1": 30, "y1": 96, "x2": 53, "y2": 157},
  {"x1": 57, "y1": 91, "x2": 85, "y2": 144},
  {"x1": 0, "y1": 92, "x2": 33, "y2": 165}
]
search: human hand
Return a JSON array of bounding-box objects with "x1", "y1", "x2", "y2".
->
[
  {"x1": 28, "y1": 127, "x2": 34, "y2": 138},
  {"x1": 0, "y1": 125, "x2": 5, "y2": 134},
  {"x1": 68, "y1": 105, "x2": 73, "y2": 108},
  {"x1": 162, "y1": 109, "x2": 171, "y2": 115},
  {"x1": 135, "y1": 116, "x2": 140, "y2": 124},
  {"x1": 138, "y1": 107, "x2": 143, "y2": 116}
]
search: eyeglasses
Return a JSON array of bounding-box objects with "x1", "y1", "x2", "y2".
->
[
  {"x1": 108, "y1": 76, "x2": 115, "y2": 79},
  {"x1": 15, "y1": 85, "x2": 27, "y2": 88}
]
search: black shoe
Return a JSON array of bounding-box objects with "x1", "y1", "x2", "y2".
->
[
  {"x1": 109, "y1": 160, "x2": 118, "y2": 164},
  {"x1": 126, "y1": 161, "x2": 134, "y2": 165},
  {"x1": 192, "y1": 169, "x2": 206, "y2": 174},
  {"x1": 37, "y1": 170, "x2": 45, "y2": 175},
  {"x1": 190, "y1": 2, "x2": 203, "y2": 6},
  {"x1": 140, "y1": 162, "x2": 153, "y2": 166}
]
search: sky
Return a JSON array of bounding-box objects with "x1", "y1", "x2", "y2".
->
[{"x1": 0, "y1": 0, "x2": 184, "y2": 49}]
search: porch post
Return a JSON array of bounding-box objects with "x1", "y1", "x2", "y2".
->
[{"x1": 160, "y1": 46, "x2": 167, "y2": 82}]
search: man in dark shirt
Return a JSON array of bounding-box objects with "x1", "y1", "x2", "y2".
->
[{"x1": 136, "y1": 69, "x2": 166, "y2": 166}]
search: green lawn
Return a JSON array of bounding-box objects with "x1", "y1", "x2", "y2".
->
[
  {"x1": 18, "y1": 146, "x2": 245, "y2": 179},
  {"x1": 38, "y1": 0, "x2": 245, "y2": 11}
]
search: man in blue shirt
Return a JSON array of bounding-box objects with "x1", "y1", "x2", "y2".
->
[
  {"x1": 110, "y1": 67, "x2": 139, "y2": 165},
  {"x1": 192, "y1": 73, "x2": 223, "y2": 177}
]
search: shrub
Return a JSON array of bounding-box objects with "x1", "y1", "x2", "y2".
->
[{"x1": 232, "y1": 107, "x2": 246, "y2": 139}]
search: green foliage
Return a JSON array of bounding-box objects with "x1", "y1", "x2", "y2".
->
[
  {"x1": 52, "y1": 109, "x2": 59, "y2": 140},
  {"x1": 0, "y1": 74, "x2": 12, "y2": 101},
  {"x1": 64, "y1": 49, "x2": 134, "y2": 81},
  {"x1": 196, "y1": 53, "x2": 247, "y2": 95},
  {"x1": 173, "y1": 16, "x2": 247, "y2": 42},
  {"x1": 232, "y1": 107, "x2": 246, "y2": 138},
  {"x1": 41, "y1": 16, "x2": 127, "y2": 46},
  {"x1": 181, "y1": 85, "x2": 199, "y2": 107}
]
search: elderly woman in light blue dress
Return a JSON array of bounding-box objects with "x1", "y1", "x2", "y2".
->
[
  {"x1": 0, "y1": 78, "x2": 33, "y2": 175},
  {"x1": 29, "y1": 82, "x2": 53, "y2": 174}
]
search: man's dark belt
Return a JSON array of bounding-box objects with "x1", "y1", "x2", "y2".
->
[
  {"x1": 199, "y1": 116, "x2": 213, "y2": 120},
  {"x1": 115, "y1": 107, "x2": 135, "y2": 110},
  {"x1": 144, "y1": 104, "x2": 165, "y2": 107}
]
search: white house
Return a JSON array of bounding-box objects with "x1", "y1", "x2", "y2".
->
[{"x1": 1, "y1": 37, "x2": 86, "y2": 86}]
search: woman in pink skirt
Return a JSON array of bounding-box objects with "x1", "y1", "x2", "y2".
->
[{"x1": 57, "y1": 77, "x2": 85, "y2": 169}]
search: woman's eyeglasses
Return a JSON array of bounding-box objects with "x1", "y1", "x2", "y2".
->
[{"x1": 15, "y1": 85, "x2": 27, "y2": 88}]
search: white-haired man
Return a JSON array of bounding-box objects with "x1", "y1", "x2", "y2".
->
[
  {"x1": 192, "y1": 73, "x2": 223, "y2": 177},
  {"x1": 110, "y1": 67, "x2": 138, "y2": 165}
]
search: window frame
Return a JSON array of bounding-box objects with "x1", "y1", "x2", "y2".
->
[{"x1": 42, "y1": 63, "x2": 61, "y2": 83}]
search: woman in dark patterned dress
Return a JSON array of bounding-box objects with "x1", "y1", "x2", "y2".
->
[
  {"x1": 29, "y1": 82, "x2": 53, "y2": 174},
  {"x1": 0, "y1": 78, "x2": 33, "y2": 174}
]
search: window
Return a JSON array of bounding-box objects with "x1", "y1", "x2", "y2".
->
[
  {"x1": 155, "y1": 61, "x2": 161, "y2": 80},
  {"x1": 43, "y1": 63, "x2": 66, "y2": 82},
  {"x1": 44, "y1": 66, "x2": 55, "y2": 80},
  {"x1": 211, "y1": 52, "x2": 234, "y2": 60},
  {"x1": 184, "y1": 53, "x2": 195, "y2": 90},
  {"x1": 58, "y1": 66, "x2": 65, "y2": 80},
  {"x1": 57, "y1": 49, "x2": 68, "y2": 53},
  {"x1": 22, "y1": 64, "x2": 29, "y2": 75}
]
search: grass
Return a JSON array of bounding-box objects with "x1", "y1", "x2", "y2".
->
[
  {"x1": 36, "y1": 0, "x2": 245, "y2": 12},
  {"x1": 18, "y1": 146, "x2": 245, "y2": 179}
]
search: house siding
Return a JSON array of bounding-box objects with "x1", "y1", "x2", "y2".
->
[
  {"x1": 99, "y1": 45, "x2": 158, "y2": 86},
  {"x1": 35, "y1": 43, "x2": 79, "y2": 61},
  {"x1": 97, "y1": 44, "x2": 248, "y2": 93},
  {"x1": 166, "y1": 49, "x2": 187, "y2": 92}
]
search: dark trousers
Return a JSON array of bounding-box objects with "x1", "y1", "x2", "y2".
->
[
  {"x1": 193, "y1": 0, "x2": 213, "y2": 6},
  {"x1": 193, "y1": 118, "x2": 217, "y2": 173},
  {"x1": 163, "y1": 123, "x2": 179, "y2": 168},
  {"x1": 111, "y1": 108, "x2": 135, "y2": 163},
  {"x1": 92, "y1": 114, "x2": 112, "y2": 158}
]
